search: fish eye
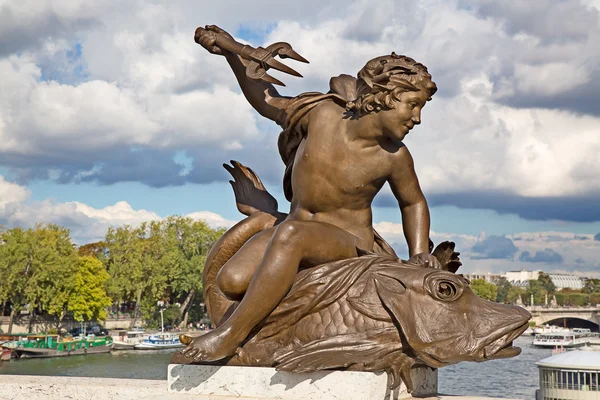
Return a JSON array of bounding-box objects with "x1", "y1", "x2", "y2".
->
[
  {"x1": 425, "y1": 272, "x2": 464, "y2": 302},
  {"x1": 437, "y1": 281, "x2": 458, "y2": 300}
]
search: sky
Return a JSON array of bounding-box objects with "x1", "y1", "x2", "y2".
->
[{"x1": 0, "y1": 0, "x2": 599, "y2": 276}]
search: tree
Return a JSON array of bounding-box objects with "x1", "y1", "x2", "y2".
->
[
  {"x1": 67, "y1": 256, "x2": 112, "y2": 322},
  {"x1": 495, "y1": 277, "x2": 512, "y2": 303},
  {"x1": 104, "y1": 224, "x2": 147, "y2": 323},
  {"x1": 470, "y1": 279, "x2": 498, "y2": 301},
  {"x1": 583, "y1": 278, "x2": 600, "y2": 294},
  {"x1": 526, "y1": 279, "x2": 547, "y2": 305},
  {"x1": 78, "y1": 241, "x2": 108, "y2": 260},
  {"x1": 27, "y1": 224, "x2": 79, "y2": 329},
  {"x1": 163, "y1": 216, "x2": 224, "y2": 327},
  {"x1": 538, "y1": 272, "x2": 556, "y2": 295},
  {"x1": 506, "y1": 286, "x2": 526, "y2": 304},
  {"x1": 0, "y1": 227, "x2": 31, "y2": 334},
  {"x1": 0, "y1": 225, "x2": 78, "y2": 331}
]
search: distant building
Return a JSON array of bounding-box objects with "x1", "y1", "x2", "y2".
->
[
  {"x1": 464, "y1": 273, "x2": 503, "y2": 284},
  {"x1": 548, "y1": 274, "x2": 584, "y2": 290},
  {"x1": 505, "y1": 270, "x2": 541, "y2": 288},
  {"x1": 501, "y1": 270, "x2": 585, "y2": 290}
]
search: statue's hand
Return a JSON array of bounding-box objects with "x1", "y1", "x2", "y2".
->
[
  {"x1": 407, "y1": 252, "x2": 443, "y2": 269},
  {"x1": 194, "y1": 24, "x2": 234, "y2": 56}
]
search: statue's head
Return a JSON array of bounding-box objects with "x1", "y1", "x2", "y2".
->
[{"x1": 347, "y1": 53, "x2": 437, "y2": 116}]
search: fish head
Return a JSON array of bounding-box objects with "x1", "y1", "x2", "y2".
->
[{"x1": 371, "y1": 264, "x2": 531, "y2": 368}]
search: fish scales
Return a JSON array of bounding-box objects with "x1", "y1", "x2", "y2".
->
[{"x1": 292, "y1": 295, "x2": 392, "y2": 342}]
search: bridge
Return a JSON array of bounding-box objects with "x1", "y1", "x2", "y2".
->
[{"x1": 522, "y1": 305, "x2": 600, "y2": 329}]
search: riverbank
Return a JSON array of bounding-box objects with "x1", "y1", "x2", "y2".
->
[{"x1": 0, "y1": 337, "x2": 548, "y2": 398}]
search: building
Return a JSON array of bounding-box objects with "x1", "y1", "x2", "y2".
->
[
  {"x1": 463, "y1": 273, "x2": 503, "y2": 284},
  {"x1": 505, "y1": 270, "x2": 541, "y2": 288},
  {"x1": 502, "y1": 270, "x2": 584, "y2": 291},
  {"x1": 536, "y1": 350, "x2": 599, "y2": 399},
  {"x1": 548, "y1": 274, "x2": 585, "y2": 290}
]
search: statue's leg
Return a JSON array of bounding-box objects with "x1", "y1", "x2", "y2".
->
[
  {"x1": 171, "y1": 220, "x2": 359, "y2": 363},
  {"x1": 216, "y1": 226, "x2": 277, "y2": 301}
]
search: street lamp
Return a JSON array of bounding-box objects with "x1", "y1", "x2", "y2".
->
[{"x1": 157, "y1": 301, "x2": 165, "y2": 333}]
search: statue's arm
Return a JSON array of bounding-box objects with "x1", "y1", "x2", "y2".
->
[
  {"x1": 195, "y1": 25, "x2": 291, "y2": 123},
  {"x1": 387, "y1": 147, "x2": 431, "y2": 257},
  {"x1": 223, "y1": 53, "x2": 291, "y2": 123}
]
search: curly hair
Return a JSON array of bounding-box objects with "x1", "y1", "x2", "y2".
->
[{"x1": 346, "y1": 53, "x2": 437, "y2": 116}]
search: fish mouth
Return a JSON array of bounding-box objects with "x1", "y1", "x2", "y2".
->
[{"x1": 483, "y1": 321, "x2": 529, "y2": 360}]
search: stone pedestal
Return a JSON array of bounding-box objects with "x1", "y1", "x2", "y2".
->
[{"x1": 168, "y1": 364, "x2": 437, "y2": 400}]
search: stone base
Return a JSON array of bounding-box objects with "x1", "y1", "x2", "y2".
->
[{"x1": 168, "y1": 364, "x2": 437, "y2": 400}]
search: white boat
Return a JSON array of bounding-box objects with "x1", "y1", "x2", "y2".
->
[
  {"x1": 536, "y1": 350, "x2": 600, "y2": 399},
  {"x1": 533, "y1": 324, "x2": 570, "y2": 335},
  {"x1": 134, "y1": 333, "x2": 183, "y2": 350},
  {"x1": 110, "y1": 329, "x2": 147, "y2": 350},
  {"x1": 533, "y1": 331, "x2": 591, "y2": 348}
]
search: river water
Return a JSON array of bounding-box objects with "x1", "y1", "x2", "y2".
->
[{"x1": 0, "y1": 335, "x2": 555, "y2": 399}]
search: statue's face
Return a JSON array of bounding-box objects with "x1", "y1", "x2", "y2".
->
[{"x1": 380, "y1": 89, "x2": 429, "y2": 142}]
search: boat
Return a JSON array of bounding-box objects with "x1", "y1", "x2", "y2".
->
[
  {"x1": 3, "y1": 334, "x2": 113, "y2": 359},
  {"x1": 110, "y1": 329, "x2": 147, "y2": 350},
  {"x1": 533, "y1": 324, "x2": 570, "y2": 335},
  {"x1": 536, "y1": 350, "x2": 600, "y2": 399},
  {"x1": 134, "y1": 332, "x2": 183, "y2": 350},
  {"x1": 533, "y1": 331, "x2": 591, "y2": 348},
  {"x1": 1, "y1": 347, "x2": 11, "y2": 361}
]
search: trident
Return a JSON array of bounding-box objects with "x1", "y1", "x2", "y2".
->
[{"x1": 194, "y1": 26, "x2": 309, "y2": 86}]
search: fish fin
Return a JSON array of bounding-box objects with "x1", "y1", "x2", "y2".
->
[
  {"x1": 347, "y1": 276, "x2": 393, "y2": 322},
  {"x1": 224, "y1": 160, "x2": 279, "y2": 216},
  {"x1": 275, "y1": 328, "x2": 402, "y2": 373},
  {"x1": 432, "y1": 241, "x2": 462, "y2": 273}
]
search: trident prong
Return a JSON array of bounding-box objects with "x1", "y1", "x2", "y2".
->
[{"x1": 195, "y1": 27, "x2": 309, "y2": 86}]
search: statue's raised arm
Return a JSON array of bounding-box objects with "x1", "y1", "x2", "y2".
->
[{"x1": 194, "y1": 25, "x2": 308, "y2": 123}]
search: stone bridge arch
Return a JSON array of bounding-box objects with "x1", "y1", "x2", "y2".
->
[{"x1": 524, "y1": 306, "x2": 600, "y2": 330}]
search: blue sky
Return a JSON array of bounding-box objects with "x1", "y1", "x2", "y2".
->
[{"x1": 1, "y1": 0, "x2": 599, "y2": 276}]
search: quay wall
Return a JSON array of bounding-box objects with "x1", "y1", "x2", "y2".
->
[
  {"x1": 0, "y1": 374, "x2": 521, "y2": 400},
  {"x1": 0, "y1": 315, "x2": 135, "y2": 334}
]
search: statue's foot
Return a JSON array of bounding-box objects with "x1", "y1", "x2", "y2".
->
[{"x1": 170, "y1": 326, "x2": 242, "y2": 364}]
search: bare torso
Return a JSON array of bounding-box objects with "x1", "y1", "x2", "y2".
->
[{"x1": 287, "y1": 100, "x2": 405, "y2": 250}]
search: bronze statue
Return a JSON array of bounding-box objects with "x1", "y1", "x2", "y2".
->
[{"x1": 170, "y1": 25, "x2": 531, "y2": 392}]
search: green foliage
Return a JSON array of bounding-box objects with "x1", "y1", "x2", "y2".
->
[
  {"x1": 526, "y1": 279, "x2": 547, "y2": 305},
  {"x1": 470, "y1": 279, "x2": 498, "y2": 301},
  {"x1": 555, "y1": 292, "x2": 589, "y2": 306},
  {"x1": 495, "y1": 277, "x2": 512, "y2": 303},
  {"x1": 537, "y1": 272, "x2": 556, "y2": 295},
  {"x1": 506, "y1": 286, "x2": 526, "y2": 304},
  {"x1": 68, "y1": 256, "x2": 112, "y2": 322},
  {"x1": 0, "y1": 224, "x2": 78, "y2": 324},
  {"x1": 103, "y1": 216, "x2": 223, "y2": 327},
  {"x1": 0, "y1": 217, "x2": 224, "y2": 328},
  {"x1": 589, "y1": 293, "x2": 600, "y2": 305},
  {"x1": 583, "y1": 279, "x2": 600, "y2": 294}
]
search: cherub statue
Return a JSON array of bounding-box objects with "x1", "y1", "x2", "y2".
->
[{"x1": 171, "y1": 27, "x2": 530, "y2": 389}]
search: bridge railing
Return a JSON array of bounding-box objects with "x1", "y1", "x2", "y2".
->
[{"x1": 523, "y1": 305, "x2": 600, "y2": 311}]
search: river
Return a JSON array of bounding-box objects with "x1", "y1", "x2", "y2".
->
[{"x1": 0, "y1": 335, "x2": 555, "y2": 399}]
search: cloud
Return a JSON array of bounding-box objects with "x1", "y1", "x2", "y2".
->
[
  {"x1": 519, "y1": 248, "x2": 564, "y2": 263},
  {"x1": 187, "y1": 211, "x2": 237, "y2": 229},
  {"x1": 373, "y1": 220, "x2": 600, "y2": 275},
  {"x1": 0, "y1": 176, "x2": 234, "y2": 244},
  {"x1": 471, "y1": 235, "x2": 519, "y2": 260},
  {"x1": 0, "y1": 0, "x2": 599, "y2": 223}
]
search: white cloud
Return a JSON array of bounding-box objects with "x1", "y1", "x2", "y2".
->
[
  {"x1": 0, "y1": 177, "x2": 234, "y2": 243},
  {"x1": 187, "y1": 211, "x2": 237, "y2": 229},
  {"x1": 0, "y1": 0, "x2": 599, "y2": 222}
]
